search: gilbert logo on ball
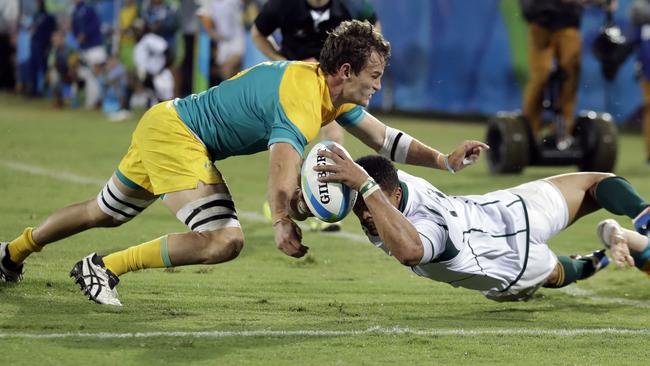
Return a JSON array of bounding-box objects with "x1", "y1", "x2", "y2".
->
[{"x1": 301, "y1": 141, "x2": 358, "y2": 223}]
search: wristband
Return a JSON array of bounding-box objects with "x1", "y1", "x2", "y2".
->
[
  {"x1": 362, "y1": 183, "x2": 381, "y2": 200},
  {"x1": 359, "y1": 178, "x2": 378, "y2": 196},
  {"x1": 359, "y1": 178, "x2": 381, "y2": 200},
  {"x1": 443, "y1": 154, "x2": 455, "y2": 174}
]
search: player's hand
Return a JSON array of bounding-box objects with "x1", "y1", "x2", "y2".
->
[
  {"x1": 273, "y1": 217, "x2": 309, "y2": 258},
  {"x1": 446, "y1": 140, "x2": 490, "y2": 172},
  {"x1": 314, "y1": 145, "x2": 369, "y2": 191},
  {"x1": 608, "y1": 225, "x2": 635, "y2": 268}
]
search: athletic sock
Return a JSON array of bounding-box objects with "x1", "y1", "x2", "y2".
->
[
  {"x1": 549, "y1": 256, "x2": 597, "y2": 288},
  {"x1": 595, "y1": 176, "x2": 649, "y2": 218},
  {"x1": 632, "y1": 239, "x2": 650, "y2": 275},
  {"x1": 7, "y1": 227, "x2": 43, "y2": 264},
  {"x1": 102, "y1": 236, "x2": 172, "y2": 276}
]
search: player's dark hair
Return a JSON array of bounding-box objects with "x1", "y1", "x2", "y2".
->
[
  {"x1": 355, "y1": 155, "x2": 399, "y2": 192},
  {"x1": 319, "y1": 20, "x2": 391, "y2": 75}
]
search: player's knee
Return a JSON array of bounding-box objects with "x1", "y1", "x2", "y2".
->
[
  {"x1": 200, "y1": 231, "x2": 244, "y2": 264},
  {"x1": 85, "y1": 200, "x2": 124, "y2": 228}
]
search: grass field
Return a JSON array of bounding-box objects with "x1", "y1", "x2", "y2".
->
[{"x1": 1, "y1": 94, "x2": 649, "y2": 365}]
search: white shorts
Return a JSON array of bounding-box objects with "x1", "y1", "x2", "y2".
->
[
  {"x1": 484, "y1": 180, "x2": 568, "y2": 301},
  {"x1": 216, "y1": 36, "x2": 244, "y2": 65},
  {"x1": 82, "y1": 45, "x2": 108, "y2": 66}
]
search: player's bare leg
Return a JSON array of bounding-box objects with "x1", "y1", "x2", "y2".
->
[
  {"x1": 545, "y1": 172, "x2": 616, "y2": 225},
  {"x1": 1, "y1": 174, "x2": 155, "y2": 284},
  {"x1": 546, "y1": 172, "x2": 650, "y2": 232},
  {"x1": 159, "y1": 181, "x2": 244, "y2": 266},
  {"x1": 540, "y1": 171, "x2": 650, "y2": 288}
]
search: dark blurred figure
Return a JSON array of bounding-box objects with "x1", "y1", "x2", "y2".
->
[
  {"x1": 142, "y1": 0, "x2": 178, "y2": 50},
  {"x1": 178, "y1": 0, "x2": 198, "y2": 96},
  {"x1": 72, "y1": 0, "x2": 106, "y2": 109},
  {"x1": 28, "y1": 0, "x2": 56, "y2": 96},
  {"x1": 520, "y1": 0, "x2": 615, "y2": 150},
  {"x1": 0, "y1": 0, "x2": 19, "y2": 91},
  {"x1": 47, "y1": 29, "x2": 79, "y2": 108}
]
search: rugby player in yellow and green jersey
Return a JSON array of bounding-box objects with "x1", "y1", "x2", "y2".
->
[
  {"x1": 1, "y1": 21, "x2": 489, "y2": 306},
  {"x1": 173, "y1": 60, "x2": 364, "y2": 160}
]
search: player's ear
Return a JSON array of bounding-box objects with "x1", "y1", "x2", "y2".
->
[
  {"x1": 393, "y1": 186, "x2": 403, "y2": 205},
  {"x1": 340, "y1": 63, "x2": 352, "y2": 79}
]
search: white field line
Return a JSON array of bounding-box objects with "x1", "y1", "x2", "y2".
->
[
  {"x1": 2, "y1": 159, "x2": 649, "y2": 308},
  {"x1": 1, "y1": 326, "x2": 650, "y2": 339}
]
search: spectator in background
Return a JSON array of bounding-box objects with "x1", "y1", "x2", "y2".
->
[
  {"x1": 0, "y1": 0, "x2": 19, "y2": 91},
  {"x1": 28, "y1": 0, "x2": 56, "y2": 97},
  {"x1": 251, "y1": 0, "x2": 381, "y2": 232},
  {"x1": 71, "y1": 0, "x2": 106, "y2": 109},
  {"x1": 142, "y1": 0, "x2": 178, "y2": 51},
  {"x1": 133, "y1": 31, "x2": 174, "y2": 105},
  {"x1": 100, "y1": 55, "x2": 130, "y2": 122},
  {"x1": 178, "y1": 0, "x2": 199, "y2": 96},
  {"x1": 118, "y1": 0, "x2": 139, "y2": 72},
  {"x1": 197, "y1": 0, "x2": 245, "y2": 83},
  {"x1": 47, "y1": 29, "x2": 79, "y2": 108},
  {"x1": 629, "y1": 0, "x2": 650, "y2": 165}
]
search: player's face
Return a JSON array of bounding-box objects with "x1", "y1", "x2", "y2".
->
[
  {"x1": 353, "y1": 187, "x2": 399, "y2": 236},
  {"x1": 343, "y1": 51, "x2": 385, "y2": 107}
]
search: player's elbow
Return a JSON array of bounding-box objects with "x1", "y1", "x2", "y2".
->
[
  {"x1": 250, "y1": 25, "x2": 265, "y2": 43},
  {"x1": 392, "y1": 247, "x2": 422, "y2": 267}
]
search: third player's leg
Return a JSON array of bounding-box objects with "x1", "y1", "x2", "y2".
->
[{"x1": 161, "y1": 181, "x2": 244, "y2": 266}]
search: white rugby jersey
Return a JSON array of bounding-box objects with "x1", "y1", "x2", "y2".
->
[{"x1": 365, "y1": 170, "x2": 531, "y2": 293}]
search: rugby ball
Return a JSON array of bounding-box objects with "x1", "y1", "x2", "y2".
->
[{"x1": 301, "y1": 141, "x2": 358, "y2": 223}]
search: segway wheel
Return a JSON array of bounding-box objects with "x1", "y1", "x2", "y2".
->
[
  {"x1": 485, "y1": 114, "x2": 530, "y2": 174},
  {"x1": 574, "y1": 113, "x2": 618, "y2": 172}
]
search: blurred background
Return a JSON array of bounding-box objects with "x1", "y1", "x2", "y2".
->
[{"x1": 0, "y1": 0, "x2": 646, "y2": 127}]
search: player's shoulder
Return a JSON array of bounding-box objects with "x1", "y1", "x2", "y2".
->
[
  {"x1": 397, "y1": 170, "x2": 433, "y2": 190},
  {"x1": 281, "y1": 62, "x2": 323, "y2": 89}
]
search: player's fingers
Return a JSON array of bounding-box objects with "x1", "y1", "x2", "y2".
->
[
  {"x1": 313, "y1": 163, "x2": 339, "y2": 174},
  {"x1": 325, "y1": 144, "x2": 347, "y2": 159},
  {"x1": 317, "y1": 148, "x2": 344, "y2": 162},
  {"x1": 626, "y1": 255, "x2": 635, "y2": 267},
  {"x1": 469, "y1": 141, "x2": 490, "y2": 150}
]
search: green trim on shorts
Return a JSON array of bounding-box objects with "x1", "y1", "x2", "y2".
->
[
  {"x1": 500, "y1": 194, "x2": 530, "y2": 292},
  {"x1": 160, "y1": 235, "x2": 173, "y2": 268},
  {"x1": 115, "y1": 170, "x2": 144, "y2": 190}
]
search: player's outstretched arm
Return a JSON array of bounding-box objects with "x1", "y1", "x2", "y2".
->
[
  {"x1": 268, "y1": 142, "x2": 308, "y2": 258},
  {"x1": 346, "y1": 112, "x2": 489, "y2": 172},
  {"x1": 315, "y1": 146, "x2": 424, "y2": 266},
  {"x1": 251, "y1": 24, "x2": 286, "y2": 61}
]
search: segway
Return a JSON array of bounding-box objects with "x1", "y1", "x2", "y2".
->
[
  {"x1": 486, "y1": 4, "x2": 622, "y2": 175},
  {"x1": 485, "y1": 71, "x2": 618, "y2": 174}
]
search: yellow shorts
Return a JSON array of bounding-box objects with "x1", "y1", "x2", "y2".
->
[{"x1": 117, "y1": 101, "x2": 224, "y2": 195}]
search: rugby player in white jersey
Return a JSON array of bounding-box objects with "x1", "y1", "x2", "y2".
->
[{"x1": 314, "y1": 149, "x2": 650, "y2": 301}]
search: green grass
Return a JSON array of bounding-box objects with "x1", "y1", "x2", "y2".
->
[{"x1": 1, "y1": 94, "x2": 650, "y2": 365}]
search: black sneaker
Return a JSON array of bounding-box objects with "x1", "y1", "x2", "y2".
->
[{"x1": 0, "y1": 242, "x2": 24, "y2": 283}]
